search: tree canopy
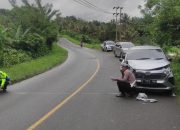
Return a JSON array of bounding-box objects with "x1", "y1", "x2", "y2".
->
[{"x1": 0, "y1": 0, "x2": 59, "y2": 67}]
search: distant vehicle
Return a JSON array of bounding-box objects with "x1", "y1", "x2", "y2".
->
[
  {"x1": 122, "y1": 45, "x2": 175, "y2": 94},
  {"x1": 101, "y1": 41, "x2": 115, "y2": 52},
  {"x1": 113, "y1": 42, "x2": 134, "y2": 58}
]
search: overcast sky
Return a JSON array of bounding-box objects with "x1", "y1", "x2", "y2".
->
[{"x1": 0, "y1": 0, "x2": 145, "y2": 22}]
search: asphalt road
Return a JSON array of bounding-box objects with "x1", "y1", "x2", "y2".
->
[{"x1": 0, "y1": 38, "x2": 180, "y2": 130}]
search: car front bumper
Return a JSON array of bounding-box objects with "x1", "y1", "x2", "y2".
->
[{"x1": 135, "y1": 77, "x2": 175, "y2": 91}]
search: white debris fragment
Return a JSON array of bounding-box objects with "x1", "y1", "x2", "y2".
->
[{"x1": 136, "y1": 93, "x2": 158, "y2": 103}]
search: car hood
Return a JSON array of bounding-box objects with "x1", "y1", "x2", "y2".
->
[{"x1": 128, "y1": 59, "x2": 170, "y2": 70}]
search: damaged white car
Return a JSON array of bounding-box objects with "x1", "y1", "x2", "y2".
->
[{"x1": 122, "y1": 45, "x2": 175, "y2": 94}]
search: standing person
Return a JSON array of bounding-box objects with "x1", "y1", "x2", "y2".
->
[
  {"x1": 0, "y1": 71, "x2": 10, "y2": 92},
  {"x1": 111, "y1": 63, "x2": 136, "y2": 97}
]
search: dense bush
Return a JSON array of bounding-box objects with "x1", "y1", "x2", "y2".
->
[
  {"x1": 0, "y1": 0, "x2": 59, "y2": 68},
  {"x1": 81, "y1": 35, "x2": 91, "y2": 44},
  {"x1": 23, "y1": 33, "x2": 49, "y2": 58},
  {"x1": 1, "y1": 48, "x2": 31, "y2": 67},
  {"x1": 0, "y1": 25, "x2": 8, "y2": 49},
  {"x1": 42, "y1": 22, "x2": 59, "y2": 50}
]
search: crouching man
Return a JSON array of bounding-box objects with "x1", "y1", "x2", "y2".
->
[{"x1": 111, "y1": 63, "x2": 136, "y2": 97}]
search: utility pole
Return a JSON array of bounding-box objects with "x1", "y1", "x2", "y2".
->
[
  {"x1": 113, "y1": 6, "x2": 119, "y2": 43},
  {"x1": 119, "y1": 7, "x2": 123, "y2": 42}
]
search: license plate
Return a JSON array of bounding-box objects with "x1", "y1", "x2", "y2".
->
[
  {"x1": 151, "y1": 80, "x2": 157, "y2": 83},
  {"x1": 143, "y1": 80, "x2": 156, "y2": 84}
]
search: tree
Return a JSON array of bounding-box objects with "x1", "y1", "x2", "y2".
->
[{"x1": 140, "y1": 0, "x2": 180, "y2": 46}]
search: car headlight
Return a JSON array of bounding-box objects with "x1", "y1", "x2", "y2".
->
[
  {"x1": 163, "y1": 66, "x2": 173, "y2": 77},
  {"x1": 163, "y1": 67, "x2": 170, "y2": 75}
]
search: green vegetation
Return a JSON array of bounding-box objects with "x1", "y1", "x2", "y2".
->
[
  {"x1": 165, "y1": 47, "x2": 180, "y2": 95},
  {"x1": 172, "y1": 61, "x2": 180, "y2": 94},
  {"x1": 57, "y1": 0, "x2": 179, "y2": 47},
  {"x1": 0, "y1": 0, "x2": 60, "y2": 68},
  {"x1": 0, "y1": 44, "x2": 67, "y2": 83}
]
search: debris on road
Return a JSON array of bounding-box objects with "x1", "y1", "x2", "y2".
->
[{"x1": 136, "y1": 93, "x2": 158, "y2": 103}]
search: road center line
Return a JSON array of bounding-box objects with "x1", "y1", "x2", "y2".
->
[{"x1": 27, "y1": 58, "x2": 100, "y2": 130}]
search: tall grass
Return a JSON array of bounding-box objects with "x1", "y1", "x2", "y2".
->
[
  {"x1": 0, "y1": 44, "x2": 68, "y2": 83},
  {"x1": 172, "y1": 60, "x2": 180, "y2": 94}
]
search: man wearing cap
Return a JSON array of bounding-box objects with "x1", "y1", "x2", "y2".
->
[{"x1": 111, "y1": 63, "x2": 136, "y2": 97}]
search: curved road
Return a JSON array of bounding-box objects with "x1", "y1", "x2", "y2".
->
[{"x1": 0, "y1": 38, "x2": 180, "y2": 130}]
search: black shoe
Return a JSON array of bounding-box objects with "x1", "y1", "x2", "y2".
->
[{"x1": 116, "y1": 93, "x2": 125, "y2": 97}]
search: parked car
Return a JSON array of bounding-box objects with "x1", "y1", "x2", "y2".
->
[
  {"x1": 122, "y1": 45, "x2": 175, "y2": 93},
  {"x1": 113, "y1": 42, "x2": 134, "y2": 58},
  {"x1": 101, "y1": 41, "x2": 115, "y2": 52}
]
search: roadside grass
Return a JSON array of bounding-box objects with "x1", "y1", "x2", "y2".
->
[
  {"x1": 164, "y1": 46, "x2": 180, "y2": 95},
  {"x1": 62, "y1": 34, "x2": 101, "y2": 50},
  {"x1": 172, "y1": 60, "x2": 180, "y2": 95},
  {"x1": 164, "y1": 46, "x2": 180, "y2": 56},
  {"x1": 0, "y1": 44, "x2": 68, "y2": 84}
]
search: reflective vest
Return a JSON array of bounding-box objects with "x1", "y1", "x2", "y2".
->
[{"x1": 0, "y1": 71, "x2": 8, "y2": 88}]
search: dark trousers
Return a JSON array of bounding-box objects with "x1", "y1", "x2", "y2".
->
[{"x1": 117, "y1": 81, "x2": 134, "y2": 94}]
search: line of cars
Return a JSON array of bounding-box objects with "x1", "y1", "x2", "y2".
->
[{"x1": 101, "y1": 40, "x2": 175, "y2": 94}]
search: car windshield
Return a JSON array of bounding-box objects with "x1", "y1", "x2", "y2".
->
[
  {"x1": 106, "y1": 41, "x2": 115, "y2": 45},
  {"x1": 126, "y1": 49, "x2": 166, "y2": 60},
  {"x1": 121, "y1": 43, "x2": 134, "y2": 48}
]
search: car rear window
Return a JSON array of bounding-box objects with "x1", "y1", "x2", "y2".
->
[{"x1": 126, "y1": 49, "x2": 166, "y2": 60}]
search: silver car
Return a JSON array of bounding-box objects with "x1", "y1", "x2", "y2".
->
[
  {"x1": 101, "y1": 41, "x2": 115, "y2": 52},
  {"x1": 122, "y1": 45, "x2": 175, "y2": 93},
  {"x1": 113, "y1": 42, "x2": 134, "y2": 58}
]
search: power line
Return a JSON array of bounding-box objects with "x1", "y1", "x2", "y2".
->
[
  {"x1": 73, "y1": 0, "x2": 112, "y2": 14},
  {"x1": 74, "y1": 0, "x2": 112, "y2": 14},
  {"x1": 73, "y1": 0, "x2": 93, "y2": 9},
  {"x1": 83, "y1": 0, "x2": 112, "y2": 14}
]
